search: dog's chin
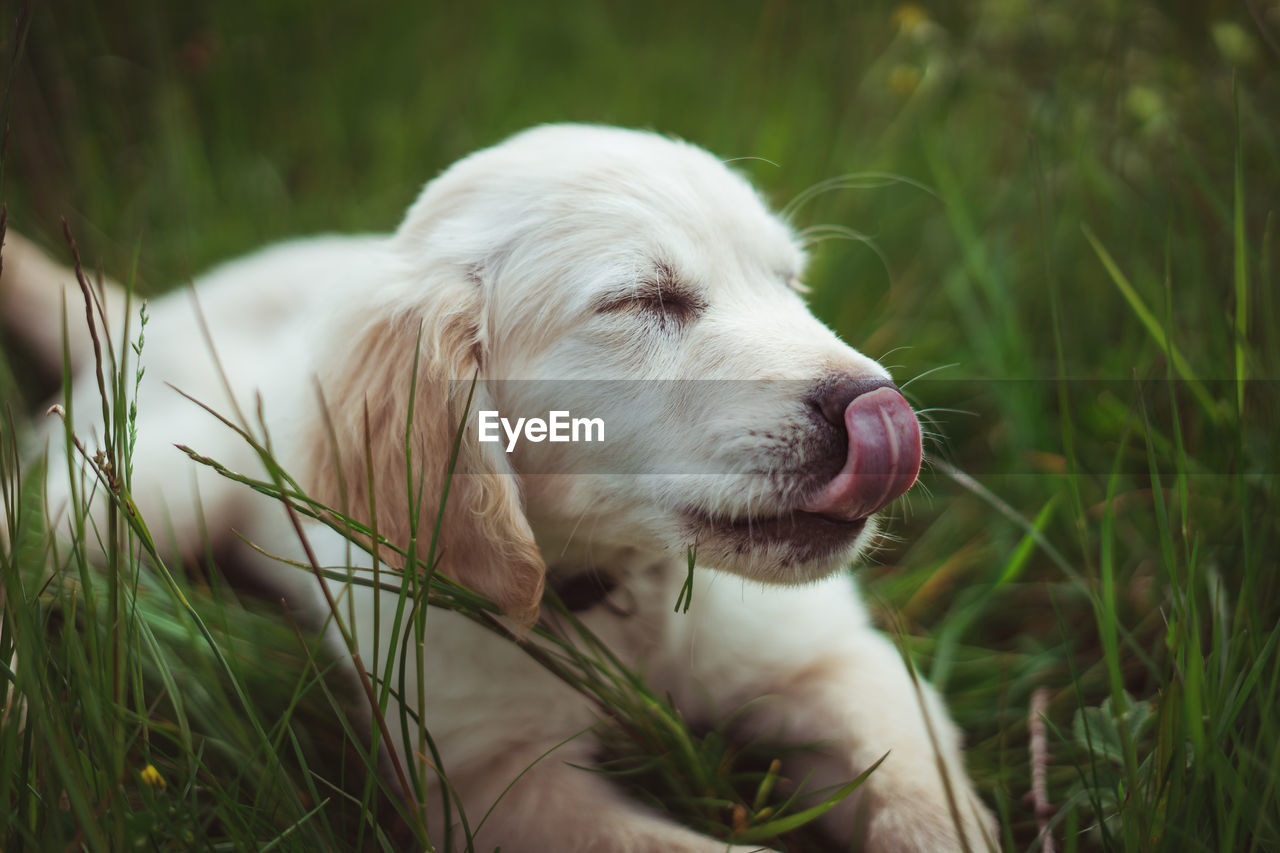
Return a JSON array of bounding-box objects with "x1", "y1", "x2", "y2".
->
[{"x1": 682, "y1": 507, "x2": 876, "y2": 584}]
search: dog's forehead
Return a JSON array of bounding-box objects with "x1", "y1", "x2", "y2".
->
[
  {"x1": 469, "y1": 126, "x2": 780, "y2": 220},
  {"x1": 518, "y1": 127, "x2": 767, "y2": 207},
  {"x1": 498, "y1": 126, "x2": 801, "y2": 270}
]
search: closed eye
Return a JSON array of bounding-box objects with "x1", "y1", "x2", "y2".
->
[{"x1": 592, "y1": 262, "x2": 707, "y2": 327}]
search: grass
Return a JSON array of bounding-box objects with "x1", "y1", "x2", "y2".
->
[{"x1": 2, "y1": 0, "x2": 1279, "y2": 850}]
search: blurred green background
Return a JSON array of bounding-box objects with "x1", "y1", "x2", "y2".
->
[
  {"x1": 8, "y1": 0, "x2": 1276, "y2": 378},
  {"x1": 3, "y1": 0, "x2": 1278, "y2": 849}
]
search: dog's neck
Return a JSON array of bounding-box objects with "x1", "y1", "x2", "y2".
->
[{"x1": 544, "y1": 551, "x2": 677, "y2": 615}]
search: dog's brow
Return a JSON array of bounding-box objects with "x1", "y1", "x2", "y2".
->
[{"x1": 652, "y1": 260, "x2": 678, "y2": 286}]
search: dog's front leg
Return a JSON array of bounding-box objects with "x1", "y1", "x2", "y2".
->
[
  {"x1": 660, "y1": 572, "x2": 997, "y2": 853},
  {"x1": 440, "y1": 736, "x2": 777, "y2": 853},
  {"x1": 740, "y1": 629, "x2": 997, "y2": 852}
]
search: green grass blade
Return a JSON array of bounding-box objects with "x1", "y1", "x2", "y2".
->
[{"x1": 1081, "y1": 223, "x2": 1219, "y2": 422}]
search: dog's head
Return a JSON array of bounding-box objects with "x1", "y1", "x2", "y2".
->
[{"x1": 312, "y1": 125, "x2": 921, "y2": 623}]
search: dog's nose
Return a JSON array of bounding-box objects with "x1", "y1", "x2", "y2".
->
[
  {"x1": 809, "y1": 376, "x2": 899, "y2": 430},
  {"x1": 802, "y1": 377, "x2": 922, "y2": 521}
]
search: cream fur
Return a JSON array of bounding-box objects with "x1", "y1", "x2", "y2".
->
[{"x1": 2, "y1": 124, "x2": 996, "y2": 852}]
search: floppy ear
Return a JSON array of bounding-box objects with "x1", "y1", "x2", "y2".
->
[{"x1": 303, "y1": 262, "x2": 545, "y2": 626}]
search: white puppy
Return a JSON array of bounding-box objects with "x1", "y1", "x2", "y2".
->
[{"x1": 2, "y1": 124, "x2": 995, "y2": 852}]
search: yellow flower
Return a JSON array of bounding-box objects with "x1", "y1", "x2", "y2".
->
[
  {"x1": 889, "y1": 64, "x2": 922, "y2": 97},
  {"x1": 139, "y1": 764, "x2": 167, "y2": 789},
  {"x1": 892, "y1": 4, "x2": 930, "y2": 34},
  {"x1": 1211, "y1": 21, "x2": 1257, "y2": 66}
]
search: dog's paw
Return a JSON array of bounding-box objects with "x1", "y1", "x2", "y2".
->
[{"x1": 862, "y1": 783, "x2": 998, "y2": 853}]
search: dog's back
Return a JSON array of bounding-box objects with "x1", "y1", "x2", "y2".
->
[{"x1": 0, "y1": 229, "x2": 389, "y2": 566}]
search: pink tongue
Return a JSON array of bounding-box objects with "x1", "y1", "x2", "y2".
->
[{"x1": 799, "y1": 387, "x2": 922, "y2": 521}]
